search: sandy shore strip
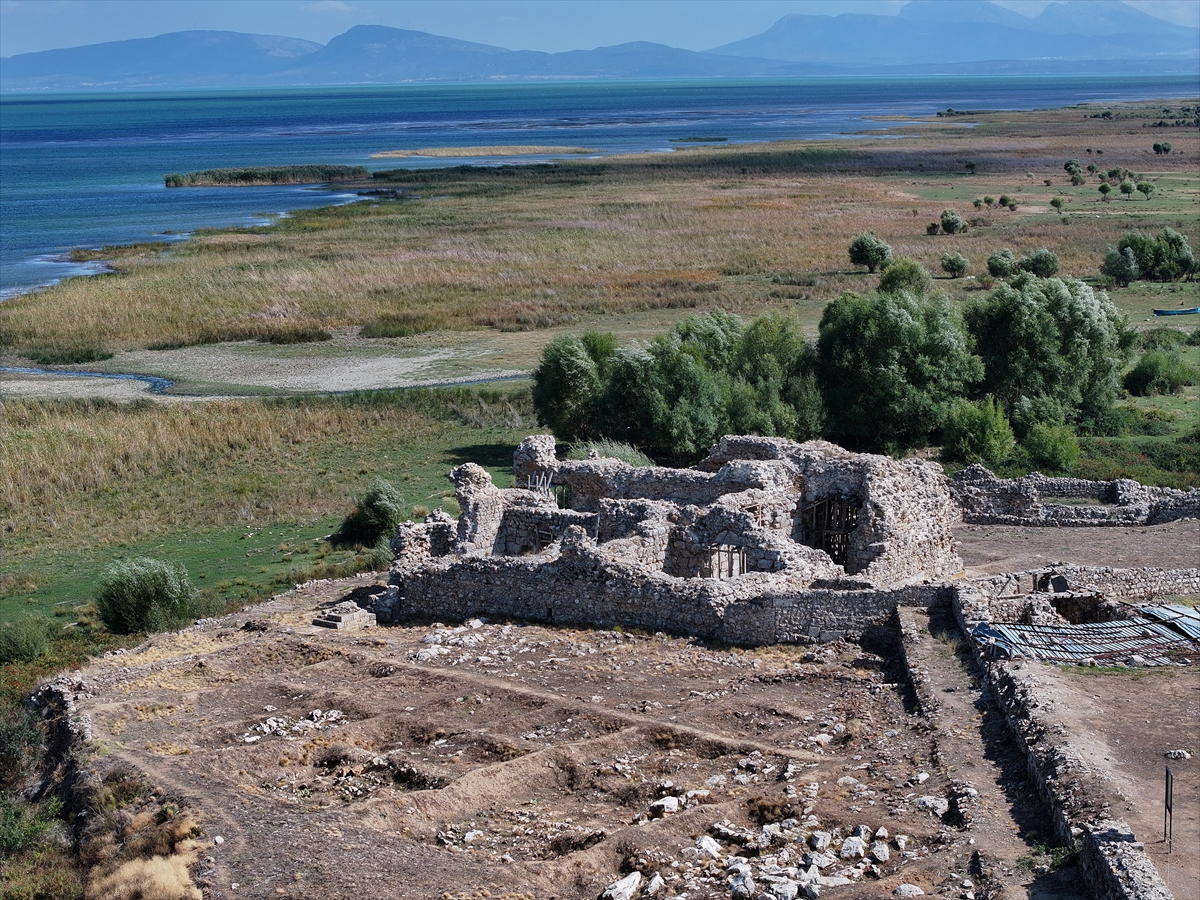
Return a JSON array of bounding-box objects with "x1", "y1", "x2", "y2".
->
[{"x1": 371, "y1": 145, "x2": 599, "y2": 158}]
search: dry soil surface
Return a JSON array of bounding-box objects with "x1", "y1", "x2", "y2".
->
[
  {"x1": 62, "y1": 575, "x2": 1089, "y2": 900},
  {"x1": 955, "y1": 520, "x2": 1200, "y2": 577}
]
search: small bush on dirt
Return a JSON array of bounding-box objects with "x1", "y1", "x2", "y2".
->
[
  {"x1": 747, "y1": 794, "x2": 797, "y2": 825},
  {"x1": 0, "y1": 614, "x2": 49, "y2": 665},
  {"x1": 332, "y1": 478, "x2": 404, "y2": 547},
  {"x1": 95, "y1": 558, "x2": 196, "y2": 635}
]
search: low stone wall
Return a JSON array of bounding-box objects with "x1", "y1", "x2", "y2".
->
[
  {"x1": 951, "y1": 465, "x2": 1200, "y2": 527},
  {"x1": 382, "y1": 529, "x2": 736, "y2": 639},
  {"x1": 723, "y1": 582, "x2": 946, "y2": 646},
  {"x1": 973, "y1": 565, "x2": 1200, "y2": 608}
]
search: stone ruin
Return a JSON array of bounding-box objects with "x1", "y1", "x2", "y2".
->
[
  {"x1": 951, "y1": 464, "x2": 1200, "y2": 527},
  {"x1": 374, "y1": 435, "x2": 961, "y2": 645}
]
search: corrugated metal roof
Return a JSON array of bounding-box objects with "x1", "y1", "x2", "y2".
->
[
  {"x1": 970, "y1": 617, "x2": 1196, "y2": 666},
  {"x1": 1140, "y1": 605, "x2": 1200, "y2": 642}
]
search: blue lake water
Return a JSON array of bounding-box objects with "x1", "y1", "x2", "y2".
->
[{"x1": 2, "y1": 75, "x2": 1197, "y2": 298}]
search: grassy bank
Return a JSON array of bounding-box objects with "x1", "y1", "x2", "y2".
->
[
  {"x1": 1, "y1": 387, "x2": 533, "y2": 623},
  {"x1": 3, "y1": 100, "x2": 1195, "y2": 361},
  {"x1": 164, "y1": 164, "x2": 369, "y2": 187}
]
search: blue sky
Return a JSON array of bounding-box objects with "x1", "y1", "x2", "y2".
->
[{"x1": 1, "y1": 0, "x2": 1196, "y2": 57}]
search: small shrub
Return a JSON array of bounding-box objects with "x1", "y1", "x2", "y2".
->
[
  {"x1": 1019, "y1": 248, "x2": 1059, "y2": 278},
  {"x1": 940, "y1": 209, "x2": 966, "y2": 235},
  {"x1": 0, "y1": 796, "x2": 62, "y2": 858},
  {"x1": 332, "y1": 479, "x2": 404, "y2": 547},
  {"x1": 0, "y1": 709, "x2": 44, "y2": 790},
  {"x1": 941, "y1": 253, "x2": 969, "y2": 279},
  {"x1": 943, "y1": 398, "x2": 1015, "y2": 466},
  {"x1": 847, "y1": 232, "x2": 893, "y2": 273},
  {"x1": 95, "y1": 558, "x2": 195, "y2": 635},
  {"x1": 987, "y1": 248, "x2": 1018, "y2": 279},
  {"x1": 0, "y1": 615, "x2": 49, "y2": 665},
  {"x1": 260, "y1": 327, "x2": 332, "y2": 345},
  {"x1": 926, "y1": 222, "x2": 941, "y2": 236},
  {"x1": 878, "y1": 258, "x2": 931, "y2": 296},
  {"x1": 1124, "y1": 350, "x2": 1197, "y2": 396},
  {"x1": 1023, "y1": 424, "x2": 1080, "y2": 474},
  {"x1": 25, "y1": 346, "x2": 114, "y2": 365},
  {"x1": 1140, "y1": 328, "x2": 1187, "y2": 351}
]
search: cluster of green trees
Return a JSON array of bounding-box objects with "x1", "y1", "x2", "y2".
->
[
  {"x1": 534, "y1": 265, "x2": 1135, "y2": 469},
  {"x1": 986, "y1": 247, "x2": 1059, "y2": 279},
  {"x1": 1100, "y1": 228, "x2": 1196, "y2": 286}
]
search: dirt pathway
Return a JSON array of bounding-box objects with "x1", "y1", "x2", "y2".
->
[{"x1": 900, "y1": 603, "x2": 1085, "y2": 899}]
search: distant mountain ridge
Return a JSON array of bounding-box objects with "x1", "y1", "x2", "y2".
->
[
  {"x1": 711, "y1": 0, "x2": 1200, "y2": 67},
  {"x1": 1, "y1": 1, "x2": 1196, "y2": 91}
]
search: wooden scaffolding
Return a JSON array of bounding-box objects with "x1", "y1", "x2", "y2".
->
[{"x1": 796, "y1": 495, "x2": 860, "y2": 567}]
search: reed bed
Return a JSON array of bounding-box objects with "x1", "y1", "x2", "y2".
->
[
  {"x1": 1, "y1": 102, "x2": 1195, "y2": 360},
  {"x1": 0, "y1": 390, "x2": 532, "y2": 561}
]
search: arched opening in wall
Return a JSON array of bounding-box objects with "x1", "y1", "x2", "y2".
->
[{"x1": 795, "y1": 495, "x2": 861, "y2": 568}]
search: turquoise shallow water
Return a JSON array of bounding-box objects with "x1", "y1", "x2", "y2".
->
[{"x1": 2, "y1": 75, "x2": 1197, "y2": 298}]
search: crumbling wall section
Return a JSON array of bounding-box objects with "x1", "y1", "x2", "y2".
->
[
  {"x1": 974, "y1": 565, "x2": 1200, "y2": 608},
  {"x1": 951, "y1": 465, "x2": 1200, "y2": 527}
]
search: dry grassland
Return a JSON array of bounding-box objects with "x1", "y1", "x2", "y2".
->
[{"x1": 2, "y1": 101, "x2": 1195, "y2": 363}]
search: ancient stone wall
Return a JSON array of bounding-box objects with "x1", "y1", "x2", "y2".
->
[
  {"x1": 383, "y1": 435, "x2": 963, "y2": 646},
  {"x1": 973, "y1": 565, "x2": 1200, "y2": 608},
  {"x1": 951, "y1": 464, "x2": 1200, "y2": 527}
]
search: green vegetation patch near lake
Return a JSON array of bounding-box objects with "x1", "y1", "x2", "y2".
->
[
  {"x1": 165, "y1": 165, "x2": 369, "y2": 187},
  {"x1": 0, "y1": 387, "x2": 533, "y2": 622}
]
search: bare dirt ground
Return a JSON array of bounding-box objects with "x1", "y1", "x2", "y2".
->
[
  {"x1": 65, "y1": 574, "x2": 1088, "y2": 900},
  {"x1": 955, "y1": 520, "x2": 1200, "y2": 577},
  {"x1": 1032, "y1": 664, "x2": 1199, "y2": 897},
  {"x1": 41, "y1": 527, "x2": 1198, "y2": 900}
]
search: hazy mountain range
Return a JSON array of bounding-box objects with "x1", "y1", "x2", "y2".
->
[{"x1": 2, "y1": 0, "x2": 1196, "y2": 91}]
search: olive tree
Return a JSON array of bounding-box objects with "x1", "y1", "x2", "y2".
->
[
  {"x1": 941, "y1": 253, "x2": 969, "y2": 278},
  {"x1": 1136, "y1": 182, "x2": 1154, "y2": 201},
  {"x1": 847, "y1": 232, "x2": 893, "y2": 273}
]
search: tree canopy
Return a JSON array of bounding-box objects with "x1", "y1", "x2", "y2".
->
[
  {"x1": 847, "y1": 232, "x2": 893, "y2": 273},
  {"x1": 817, "y1": 291, "x2": 981, "y2": 452},
  {"x1": 965, "y1": 274, "x2": 1130, "y2": 430}
]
